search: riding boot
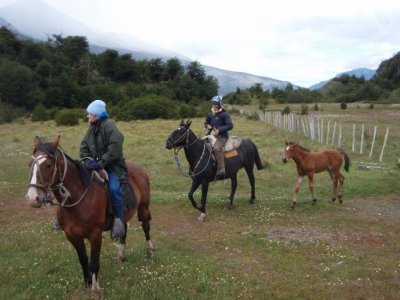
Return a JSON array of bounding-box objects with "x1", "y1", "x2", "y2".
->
[
  {"x1": 111, "y1": 216, "x2": 125, "y2": 240},
  {"x1": 215, "y1": 150, "x2": 225, "y2": 176}
]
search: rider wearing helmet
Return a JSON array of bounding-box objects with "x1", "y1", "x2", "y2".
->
[{"x1": 204, "y1": 96, "x2": 233, "y2": 176}]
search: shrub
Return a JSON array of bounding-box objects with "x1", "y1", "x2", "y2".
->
[
  {"x1": 281, "y1": 105, "x2": 291, "y2": 115},
  {"x1": 55, "y1": 109, "x2": 81, "y2": 126},
  {"x1": 31, "y1": 103, "x2": 49, "y2": 122},
  {"x1": 340, "y1": 102, "x2": 347, "y2": 110},
  {"x1": 300, "y1": 104, "x2": 309, "y2": 115}
]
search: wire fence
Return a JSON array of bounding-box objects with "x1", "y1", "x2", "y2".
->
[{"x1": 240, "y1": 109, "x2": 392, "y2": 163}]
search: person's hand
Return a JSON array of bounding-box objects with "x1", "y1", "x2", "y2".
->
[
  {"x1": 213, "y1": 129, "x2": 219, "y2": 136},
  {"x1": 85, "y1": 159, "x2": 101, "y2": 170},
  {"x1": 207, "y1": 124, "x2": 212, "y2": 130}
]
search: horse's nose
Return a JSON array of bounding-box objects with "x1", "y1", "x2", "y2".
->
[
  {"x1": 26, "y1": 191, "x2": 41, "y2": 208},
  {"x1": 165, "y1": 139, "x2": 172, "y2": 149},
  {"x1": 282, "y1": 158, "x2": 288, "y2": 163}
]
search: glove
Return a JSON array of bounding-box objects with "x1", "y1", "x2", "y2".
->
[{"x1": 85, "y1": 159, "x2": 101, "y2": 170}]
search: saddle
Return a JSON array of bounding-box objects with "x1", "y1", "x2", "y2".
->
[
  {"x1": 202, "y1": 135, "x2": 242, "y2": 158},
  {"x1": 94, "y1": 170, "x2": 136, "y2": 214}
]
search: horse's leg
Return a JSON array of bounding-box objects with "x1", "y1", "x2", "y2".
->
[
  {"x1": 197, "y1": 181, "x2": 209, "y2": 222},
  {"x1": 138, "y1": 203, "x2": 153, "y2": 258},
  {"x1": 291, "y1": 175, "x2": 303, "y2": 209},
  {"x1": 188, "y1": 180, "x2": 201, "y2": 211},
  {"x1": 88, "y1": 230, "x2": 103, "y2": 294},
  {"x1": 244, "y1": 165, "x2": 256, "y2": 204},
  {"x1": 337, "y1": 171, "x2": 345, "y2": 203},
  {"x1": 329, "y1": 171, "x2": 338, "y2": 202},
  {"x1": 225, "y1": 174, "x2": 237, "y2": 210},
  {"x1": 67, "y1": 235, "x2": 91, "y2": 287},
  {"x1": 117, "y1": 223, "x2": 128, "y2": 262},
  {"x1": 307, "y1": 174, "x2": 317, "y2": 205}
]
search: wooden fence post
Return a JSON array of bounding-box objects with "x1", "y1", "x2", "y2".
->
[
  {"x1": 369, "y1": 126, "x2": 377, "y2": 159},
  {"x1": 379, "y1": 127, "x2": 390, "y2": 162}
]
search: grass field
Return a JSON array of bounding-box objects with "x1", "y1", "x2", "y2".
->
[{"x1": 0, "y1": 105, "x2": 399, "y2": 299}]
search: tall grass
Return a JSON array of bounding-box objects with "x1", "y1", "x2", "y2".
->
[{"x1": 0, "y1": 106, "x2": 399, "y2": 299}]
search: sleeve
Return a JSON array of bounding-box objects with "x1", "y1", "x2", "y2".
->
[
  {"x1": 217, "y1": 112, "x2": 233, "y2": 134},
  {"x1": 79, "y1": 131, "x2": 92, "y2": 159},
  {"x1": 98, "y1": 122, "x2": 124, "y2": 168},
  {"x1": 205, "y1": 111, "x2": 212, "y2": 129}
]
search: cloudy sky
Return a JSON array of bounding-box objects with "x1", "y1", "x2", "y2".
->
[{"x1": 4, "y1": 0, "x2": 400, "y2": 87}]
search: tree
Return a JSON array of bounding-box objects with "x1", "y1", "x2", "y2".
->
[
  {"x1": 164, "y1": 57, "x2": 183, "y2": 80},
  {"x1": 186, "y1": 61, "x2": 205, "y2": 82}
]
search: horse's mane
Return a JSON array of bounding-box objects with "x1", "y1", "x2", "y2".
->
[
  {"x1": 289, "y1": 141, "x2": 310, "y2": 152},
  {"x1": 34, "y1": 140, "x2": 91, "y2": 188}
]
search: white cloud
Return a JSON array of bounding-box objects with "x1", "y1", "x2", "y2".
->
[{"x1": 22, "y1": 0, "x2": 400, "y2": 86}]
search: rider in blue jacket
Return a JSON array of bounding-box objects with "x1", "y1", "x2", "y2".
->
[{"x1": 205, "y1": 96, "x2": 233, "y2": 176}]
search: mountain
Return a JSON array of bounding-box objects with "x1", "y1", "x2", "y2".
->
[
  {"x1": 309, "y1": 68, "x2": 376, "y2": 90},
  {"x1": 204, "y1": 66, "x2": 290, "y2": 95},
  {"x1": 0, "y1": 0, "x2": 289, "y2": 95}
]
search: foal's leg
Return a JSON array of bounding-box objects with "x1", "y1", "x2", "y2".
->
[
  {"x1": 337, "y1": 171, "x2": 345, "y2": 203},
  {"x1": 67, "y1": 235, "x2": 91, "y2": 288},
  {"x1": 307, "y1": 174, "x2": 317, "y2": 205},
  {"x1": 291, "y1": 175, "x2": 303, "y2": 209},
  {"x1": 225, "y1": 174, "x2": 237, "y2": 210},
  {"x1": 329, "y1": 171, "x2": 338, "y2": 202}
]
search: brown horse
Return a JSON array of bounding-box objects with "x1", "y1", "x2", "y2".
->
[
  {"x1": 25, "y1": 136, "x2": 153, "y2": 293},
  {"x1": 282, "y1": 140, "x2": 350, "y2": 209}
]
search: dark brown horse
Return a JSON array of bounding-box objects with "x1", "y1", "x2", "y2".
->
[
  {"x1": 25, "y1": 136, "x2": 153, "y2": 293},
  {"x1": 282, "y1": 140, "x2": 350, "y2": 209}
]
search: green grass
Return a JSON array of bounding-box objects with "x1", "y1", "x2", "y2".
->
[{"x1": 1, "y1": 105, "x2": 400, "y2": 299}]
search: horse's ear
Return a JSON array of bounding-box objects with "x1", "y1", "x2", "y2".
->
[
  {"x1": 179, "y1": 120, "x2": 184, "y2": 126},
  {"x1": 54, "y1": 135, "x2": 61, "y2": 147},
  {"x1": 34, "y1": 136, "x2": 41, "y2": 147},
  {"x1": 285, "y1": 139, "x2": 289, "y2": 146},
  {"x1": 186, "y1": 119, "x2": 192, "y2": 128}
]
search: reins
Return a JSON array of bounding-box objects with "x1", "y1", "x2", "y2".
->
[{"x1": 169, "y1": 128, "x2": 213, "y2": 178}]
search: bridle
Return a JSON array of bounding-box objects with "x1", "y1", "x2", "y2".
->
[
  {"x1": 28, "y1": 146, "x2": 93, "y2": 207},
  {"x1": 168, "y1": 126, "x2": 212, "y2": 178}
]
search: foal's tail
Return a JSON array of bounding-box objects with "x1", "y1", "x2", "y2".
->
[
  {"x1": 250, "y1": 140, "x2": 264, "y2": 170},
  {"x1": 341, "y1": 151, "x2": 350, "y2": 172}
]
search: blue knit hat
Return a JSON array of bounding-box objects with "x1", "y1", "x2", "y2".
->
[{"x1": 87, "y1": 100, "x2": 108, "y2": 118}]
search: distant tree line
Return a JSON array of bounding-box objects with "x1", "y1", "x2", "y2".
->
[
  {"x1": 0, "y1": 26, "x2": 218, "y2": 123},
  {"x1": 224, "y1": 52, "x2": 400, "y2": 106}
]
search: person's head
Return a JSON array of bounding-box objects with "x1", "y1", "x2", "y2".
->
[
  {"x1": 86, "y1": 99, "x2": 108, "y2": 123},
  {"x1": 211, "y1": 96, "x2": 223, "y2": 108}
]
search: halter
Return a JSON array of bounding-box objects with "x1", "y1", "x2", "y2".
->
[
  {"x1": 28, "y1": 146, "x2": 93, "y2": 207},
  {"x1": 168, "y1": 127, "x2": 212, "y2": 178}
]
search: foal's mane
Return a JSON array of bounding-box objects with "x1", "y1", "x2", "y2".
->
[{"x1": 289, "y1": 141, "x2": 310, "y2": 152}]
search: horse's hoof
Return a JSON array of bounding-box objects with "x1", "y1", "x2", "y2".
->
[
  {"x1": 248, "y1": 198, "x2": 255, "y2": 205},
  {"x1": 197, "y1": 213, "x2": 206, "y2": 222},
  {"x1": 146, "y1": 249, "x2": 153, "y2": 259},
  {"x1": 338, "y1": 195, "x2": 343, "y2": 203},
  {"x1": 290, "y1": 203, "x2": 296, "y2": 209},
  {"x1": 331, "y1": 197, "x2": 336, "y2": 202}
]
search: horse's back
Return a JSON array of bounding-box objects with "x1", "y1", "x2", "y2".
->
[{"x1": 126, "y1": 160, "x2": 150, "y2": 202}]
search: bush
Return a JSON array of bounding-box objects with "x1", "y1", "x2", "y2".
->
[
  {"x1": 340, "y1": 102, "x2": 347, "y2": 110},
  {"x1": 55, "y1": 109, "x2": 81, "y2": 126},
  {"x1": 281, "y1": 105, "x2": 291, "y2": 115},
  {"x1": 31, "y1": 103, "x2": 49, "y2": 121},
  {"x1": 300, "y1": 104, "x2": 309, "y2": 115}
]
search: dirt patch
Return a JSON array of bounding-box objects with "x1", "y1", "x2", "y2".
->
[{"x1": 266, "y1": 226, "x2": 334, "y2": 244}]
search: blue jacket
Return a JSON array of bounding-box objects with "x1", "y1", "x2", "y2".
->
[{"x1": 204, "y1": 109, "x2": 233, "y2": 139}]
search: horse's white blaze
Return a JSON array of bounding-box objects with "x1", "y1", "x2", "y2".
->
[
  {"x1": 26, "y1": 155, "x2": 45, "y2": 205},
  {"x1": 286, "y1": 146, "x2": 290, "y2": 151}
]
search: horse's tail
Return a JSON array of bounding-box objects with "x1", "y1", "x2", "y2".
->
[
  {"x1": 250, "y1": 140, "x2": 264, "y2": 170},
  {"x1": 341, "y1": 151, "x2": 350, "y2": 172}
]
